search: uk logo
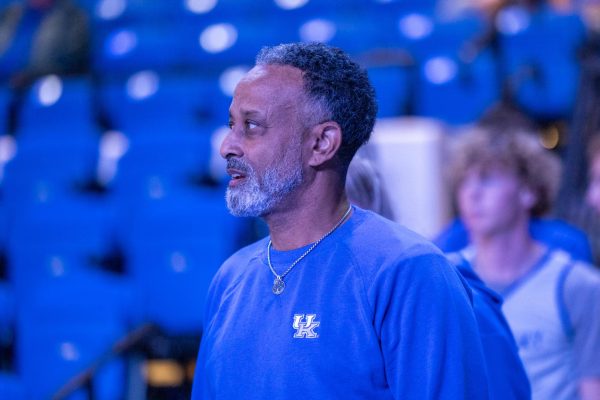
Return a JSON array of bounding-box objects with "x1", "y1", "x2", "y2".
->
[{"x1": 292, "y1": 314, "x2": 320, "y2": 338}]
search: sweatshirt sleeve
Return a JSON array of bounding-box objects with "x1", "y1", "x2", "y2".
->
[{"x1": 369, "y1": 251, "x2": 490, "y2": 400}]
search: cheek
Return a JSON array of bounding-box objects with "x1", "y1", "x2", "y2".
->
[
  {"x1": 483, "y1": 188, "x2": 520, "y2": 214},
  {"x1": 456, "y1": 187, "x2": 473, "y2": 214},
  {"x1": 460, "y1": 185, "x2": 519, "y2": 215}
]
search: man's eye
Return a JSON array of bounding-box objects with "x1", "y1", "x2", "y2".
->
[
  {"x1": 228, "y1": 121, "x2": 234, "y2": 129},
  {"x1": 246, "y1": 121, "x2": 258, "y2": 129}
]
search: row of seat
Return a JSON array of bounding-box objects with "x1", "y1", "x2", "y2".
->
[
  {"x1": 0, "y1": 3, "x2": 588, "y2": 128},
  {"x1": 0, "y1": 72, "x2": 246, "y2": 399},
  {"x1": 75, "y1": 0, "x2": 439, "y2": 24},
  {"x1": 0, "y1": 9, "x2": 586, "y2": 133},
  {"x1": 0, "y1": 180, "x2": 251, "y2": 398}
]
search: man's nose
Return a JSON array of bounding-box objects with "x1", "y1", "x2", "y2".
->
[{"x1": 220, "y1": 130, "x2": 242, "y2": 160}]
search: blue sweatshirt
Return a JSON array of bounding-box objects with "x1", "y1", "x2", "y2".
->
[
  {"x1": 192, "y1": 207, "x2": 489, "y2": 399},
  {"x1": 448, "y1": 253, "x2": 531, "y2": 400}
]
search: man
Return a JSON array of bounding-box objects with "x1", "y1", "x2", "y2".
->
[
  {"x1": 451, "y1": 128, "x2": 600, "y2": 400},
  {"x1": 192, "y1": 42, "x2": 488, "y2": 399},
  {"x1": 0, "y1": 0, "x2": 89, "y2": 133},
  {"x1": 0, "y1": 0, "x2": 89, "y2": 88}
]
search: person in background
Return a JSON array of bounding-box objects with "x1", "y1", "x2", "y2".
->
[
  {"x1": 192, "y1": 42, "x2": 489, "y2": 399},
  {"x1": 435, "y1": 102, "x2": 594, "y2": 264},
  {"x1": 586, "y1": 135, "x2": 600, "y2": 215},
  {"x1": 0, "y1": 0, "x2": 89, "y2": 88},
  {"x1": 345, "y1": 152, "x2": 396, "y2": 221},
  {"x1": 0, "y1": 0, "x2": 89, "y2": 132},
  {"x1": 346, "y1": 154, "x2": 531, "y2": 400},
  {"x1": 450, "y1": 128, "x2": 600, "y2": 400}
]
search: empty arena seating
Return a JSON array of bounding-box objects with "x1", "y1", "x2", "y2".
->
[
  {"x1": 17, "y1": 76, "x2": 98, "y2": 137},
  {"x1": 122, "y1": 186, "x2": 244, "y2": 334},
  {"x1": 413, "y1": 48, "x2": 500, "y2": 124},
  {"x1": 98, "y1": 72, "x2": 228, "y2": 131},
  {"x1": 17, "y1": 289, "x2": 128, "y2": 400},
  {"x1": 3, "y1": 133, "x2": 100, "y2": 210},
  {"x1": 496, "y1": 5, "x2": 587, "y2": 119}
]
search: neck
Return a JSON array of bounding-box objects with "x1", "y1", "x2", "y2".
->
[
  {"x1": 471, "y1": 220, "x2": 545, "y2": 285},
  {"x1": 265, "y1": 170, "x2": 349, "y2": 251}
]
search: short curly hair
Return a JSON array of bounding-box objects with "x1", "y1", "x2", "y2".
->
[
  {"x1": 256, "y1": 42, "x2": 378, "y2": 165},
  {"x1": 449, "y1": 128, "x2": 562, "y2": 217}
]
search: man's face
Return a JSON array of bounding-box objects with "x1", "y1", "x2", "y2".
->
[
  {"x1": 586, "y1": 155, "x2": 600, "y2": 214},
  {"x1": 220, "y1": 64, "x2": 307, "y2": 217},
  {"x1": 457, "y1": 166, "x2": 530, "y2": 238}
]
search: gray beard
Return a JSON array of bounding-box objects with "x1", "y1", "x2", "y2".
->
[{"x1": 225, "y1": 158, "x2": 303, "y2": 217}]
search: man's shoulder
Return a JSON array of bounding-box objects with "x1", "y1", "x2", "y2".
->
[
  {"x1": 216, "y1": 237, "x2": 268, "y2": 280},
  {"x1": 340, "y1": 208, "x2": 449, "y2": 286},
  {"x1": 348, "y1": 207, "x2": 444, "y2": 260}
]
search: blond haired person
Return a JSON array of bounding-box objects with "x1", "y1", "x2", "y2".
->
[{"x1": 451, "y1": 129, "x2": 600, "y2": 400}]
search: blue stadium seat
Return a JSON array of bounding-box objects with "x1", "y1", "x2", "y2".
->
[
  {"x1": 110, "y1": 130, "x2": 213, "y2": 204},
  {"x1": 293, "y1": 12, "x2": 382, "y2": 56},
  {"x1": 10, "y1": 228, "x2": 143, "y2": 400},
  {"x1": 180, "y1": 0, "x2": 275, "y2": 19},
  {"x1": 372, "y1": 0, "x2": 437, "y2": 9},
  {"x1": 392, "y1": 11, "x2": 486, "y2": 62},
  {"x1": 6, "y1": 195, "x2": 119, "y2": 297},
  {"x1": 181, "y1": 17, "x2": 282, "y2": 70},
  {"x1": 0, "y1": 372, "x2": 26, "y2": 400},
  {"x1": 91, "y1": 0, "x2": 183, "y2": 23},
  {"x1": 497, "y1": 6, "x2": 586, "y2": 119},
  {"x1": 367, "y1": 65, "x2": 410, "y2": 118},
  {"x1": 269, "y1": 0, "x2": 387, "y2": 15},
  {"x1": 370, "y1": 10, "x2": 495, "y2": 124},
  {"x1": 99, "y1": 72, "x2": 229, "y2": 132},
  {"x1": 413, "y1": 49, "x2": 500, "y2": 124},
  {"x1": 94, "y1": 24, "x2": 185, "y2": 74},
  {"x1": 2, "y1": 134, "x2": 99, "y2": 211},
  {"x1": 122, "y1": 186, "x2": 246, "y2": 334},
  {"x1": 16, "y1": 287, "x2": 129, "y2": 400},
  {"x1": 17, "y1": 76, "x2": 99, "y2": 137}
]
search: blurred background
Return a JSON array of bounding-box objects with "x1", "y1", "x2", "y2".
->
[{"x1": 0, "y1": 0, "x2": 599, "y2": 398}]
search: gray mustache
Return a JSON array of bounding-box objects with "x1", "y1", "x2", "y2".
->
[{"x1": 226, "y1": 158, "x2": 252, "y2": 174}]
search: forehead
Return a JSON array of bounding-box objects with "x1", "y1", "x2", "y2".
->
[
  {"x1": 464, "y1": 162, "x2": 518, "y2": 180},
  {"x1": 231, "y1": 64, "x2": 305, "y2": 113}
]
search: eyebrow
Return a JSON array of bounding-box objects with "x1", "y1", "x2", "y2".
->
[{"x1": 230, "y1": 108, "x2": 266, "y2": 119}]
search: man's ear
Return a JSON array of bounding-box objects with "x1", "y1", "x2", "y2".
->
[{"x1": 307, "y1": 121, "x2": 342, "y2": 167}]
